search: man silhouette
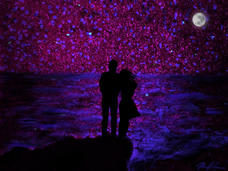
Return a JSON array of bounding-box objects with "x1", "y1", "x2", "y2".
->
[{"x1": 99, "y1": 60, "x2": 120, "y2": 137}]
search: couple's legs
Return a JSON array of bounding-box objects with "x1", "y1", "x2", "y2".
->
[
  {"x1": 110, "y1": 101, "x2": 117, "y2": 136},
  {"x1": 119, "y1": 102, "x2": 130, "y2": 137},
  {"x1": 119, "y1": 118, "x2": 129, "y2": 138},
  {"x1": 102, "y1": 100, "x2": 109, "y2": 136},
  {"x1": 102, "y1": 99, "x2": 117, "y2": 136}
]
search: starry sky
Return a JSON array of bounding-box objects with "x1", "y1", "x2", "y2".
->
[{"x1": 0, "y1": 0, "x2": 227, "y2": 74}]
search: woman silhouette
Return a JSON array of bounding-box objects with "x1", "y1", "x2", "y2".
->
[{"x1": 119, "y1": 69, "x2": 140, "y2": 137}]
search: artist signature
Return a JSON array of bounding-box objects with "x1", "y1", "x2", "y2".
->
[{"x1": 196, "y1": 161, "x2": 225, "y2": 170}]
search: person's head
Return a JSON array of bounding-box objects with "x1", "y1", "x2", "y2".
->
[
  {"x1": 120, "y1": 69, "x2": 135, "y2": 81},
  {"x1": 108, "y1": 60, "x2": 118, "y2": 73}
]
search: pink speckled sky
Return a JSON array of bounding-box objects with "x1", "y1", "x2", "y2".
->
[{"x1": 0, "y1": 0, "x2": 227, "y2": 74}]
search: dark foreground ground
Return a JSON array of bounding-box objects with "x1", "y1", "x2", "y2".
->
[
  {"x1": 0, "y1": 136, "x2": 132, "y2": 171},
  {"x1": 0, "y1": 73, "x2": 227, "y2": 170}
]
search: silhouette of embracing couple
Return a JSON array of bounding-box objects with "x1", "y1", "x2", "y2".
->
[{"x1": 99, "y1": 60, "x2": 140, "y2": 138}]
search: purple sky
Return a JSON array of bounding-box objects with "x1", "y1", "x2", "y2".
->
[{"x1": 0, "y1": 0, "x2": 227, "y2": 74}]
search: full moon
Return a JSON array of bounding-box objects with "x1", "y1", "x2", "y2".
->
[{"x1": 192, "y1": 12, "x2": 207, "y2": 27}]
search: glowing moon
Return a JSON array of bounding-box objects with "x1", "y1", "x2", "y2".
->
[{"x1": 192, "y1": 12, "x2": 206, "y2": 27}]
